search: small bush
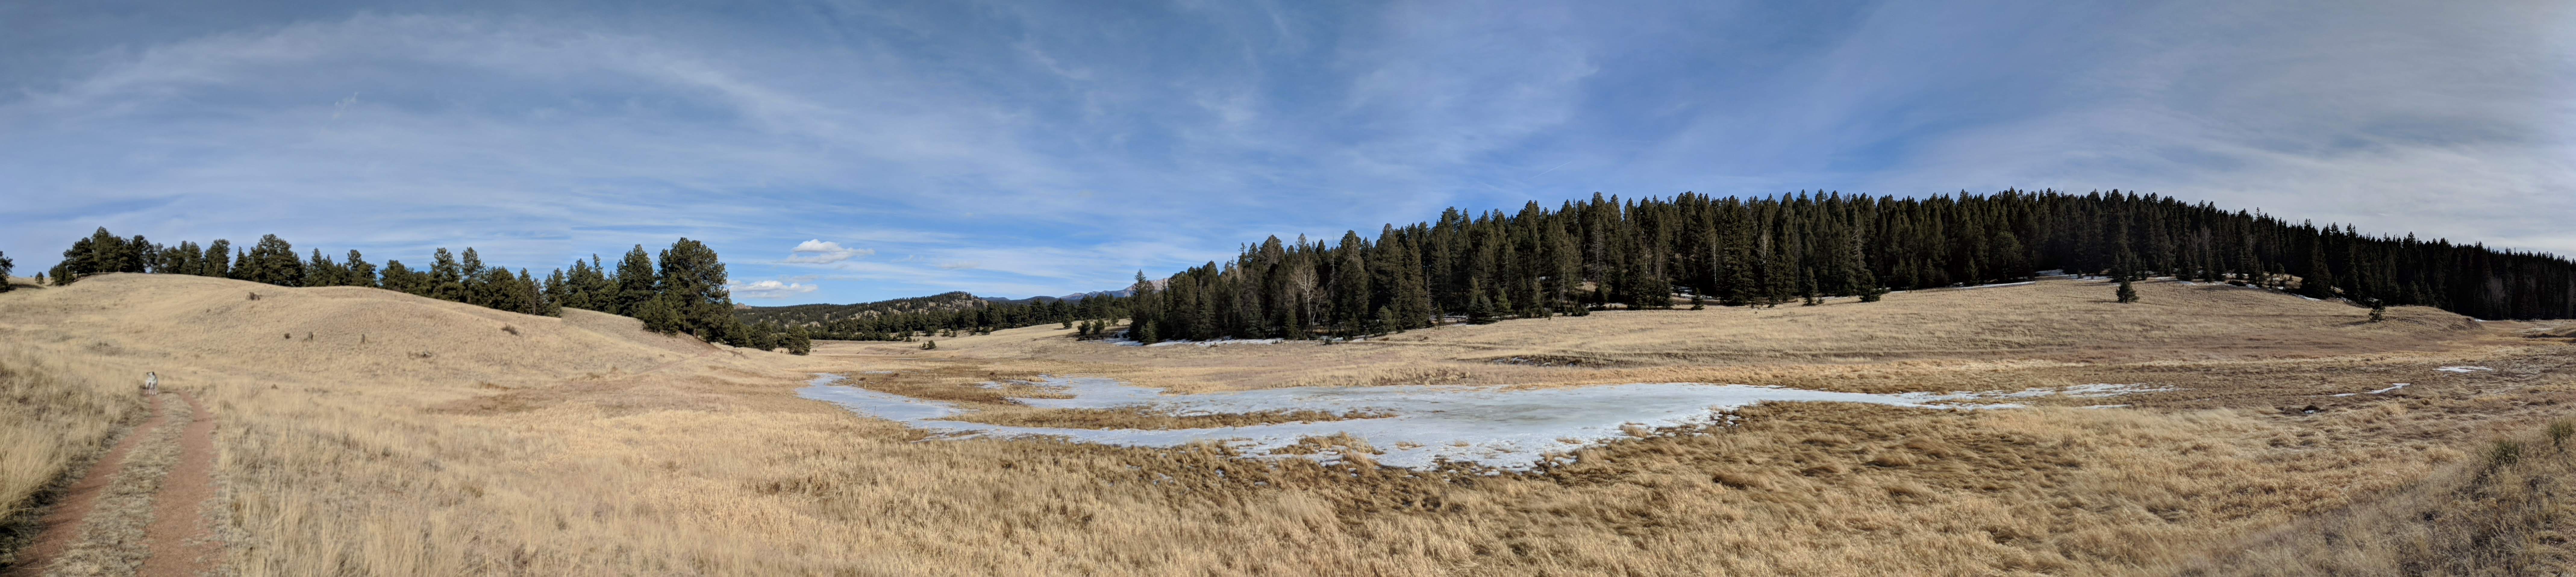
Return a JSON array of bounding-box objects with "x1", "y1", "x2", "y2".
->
[
  {"x1": 920, "y1": 340, "x2": 936, "y2": 351},
  {"x1": 2551, "y1": 421, "x2": 2574, "y2": 449},
  {"x1": 2489, "y1": 440, "x2": 2522, "y2": 467}
]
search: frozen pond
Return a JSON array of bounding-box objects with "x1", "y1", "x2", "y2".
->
[{"x1": 799, "y1": 375, "x2": 2144, "y2": 471}]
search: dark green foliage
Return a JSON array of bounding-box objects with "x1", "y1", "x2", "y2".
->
[
  {"x1": 2117, "y1": 278, "x2": 2139, "y2": 304},
  {"x1": 429, "y1": 248, "x2": 465, "y2": 301},
  {"x1": 643, "y1": 238, "x2": 735, "y2": 340},
  {"x1": 1092, "y1": 189, "x2": 2574, "y2": 338},
  {"x1": 2368, "y1": 300, "x2": 2387, "y2": 323},
  {"x1": 2301, "y1": 242, "x2": 2339, "y2": 301},
  {"x1": 735, "y1": 291, "x2": 1115, "y2": 342},
  {"x1": 238, "y1": 234, "x2": 303, "y2": 286},
  {"x1": 345, "y1": 250, "x2": 377, "y2": 287},
  {"x1": 613, "y1": 245, "x2": 658, "y2": 317},
  {"x1": 0, "y1": 250, "x2": 12, "y2": 292},
  {"x1": 782, "y1": 325, "x2": 813, "y2": 355},
  {"x1": 380, "y1": 260, "x2": 429, "y2": 295},
  {"x1": 920, "y1": 339, "x2": 936, "y2": 350},
  {"x1": 200, "y1": 240, "x2": 232, "y2": 278}
]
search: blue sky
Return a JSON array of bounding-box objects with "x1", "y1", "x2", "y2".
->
[{"x1": 4, "y1": 0, "x2": 2570, "y2": 304}]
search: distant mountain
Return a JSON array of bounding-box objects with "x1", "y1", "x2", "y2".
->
[
  {"x1": 733, "y1": 291, "x2": 993, "y2": 326},
  {"x1": 737, "y1": 288, "x2": 1131, "y2": 325}
]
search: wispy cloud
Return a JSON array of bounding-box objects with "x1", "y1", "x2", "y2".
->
[
  {"x1": 783, "y1": 239, "x2": 873, "y2": 264},
  {"x1": 2, "y1": 1, "x2": 2565, "y2": 306}
]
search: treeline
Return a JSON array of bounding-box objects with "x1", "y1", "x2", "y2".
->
[
  {"x1": 40, "y1": 228, "x2": 811, "y2": 354},
  {"x1": 1119, "y1": 190, "x2": 2576, "y2": 343},
  {"x1": 736, "y1": 292, "x2": 1131, "y2": 341}
]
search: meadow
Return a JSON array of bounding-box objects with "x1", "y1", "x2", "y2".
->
[{"x1": 3, "y1": 273, "x2": 2571, "y2": 575}]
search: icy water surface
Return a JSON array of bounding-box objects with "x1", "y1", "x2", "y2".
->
[{"x1": 799, "y1": 375, "x2": 2144, "y2": 471}]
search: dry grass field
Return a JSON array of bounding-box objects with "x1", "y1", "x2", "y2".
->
[{"x1": 3, "y1": 273, "x2": 2572, "y2": 575}]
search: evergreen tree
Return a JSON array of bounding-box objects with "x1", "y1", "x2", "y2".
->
[
  {"x1": 2301, "y1": 242, "x2": 2338, "y2": 300},
  {"x1": 201, "y1": 240, "x2": 232, "y2": 278},
  {"x1": 651, "y1": 238, "x2": 733, "y2": 338},
  {"x1": 240, "y1": 234, "x2": 303, "y2": 286},
  {"x1": 430, "y1": 248, "x2": 465, "y2": 301},
  {"x1": 380, "y1": 260, "x2": 428, "y2": 295},
  {"x1": 460, "y1": 248, "x2": 491, "y2": 306},
  {"x1": 2117, "y1": 278, "x2": 2139, "y2": 304},
  {"x1": 345, "y1": 250, "x2": 377, "y2": 287},
  {"x1": 2368, "y1": 299, "x2": 2387, "y2": 323},
  {"x1": 0, "y1": 250, "x2": 12, "y2": 292},
  {"x1": 614, "y1": 245, "x2": 658, "y2": 317},
  {"x1": 303, "y1": 249, "x2": 340, "y2": 288},
  {"x1": 1465, "y1": 279, "x2": 1498, "y2": 324}
]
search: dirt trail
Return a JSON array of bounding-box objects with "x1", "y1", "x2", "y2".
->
[
  {"x1": 5, "y1": 396, "x2": 168, "y2": 577},
  {"x1": 135, "y1": 392, "x2": 218, "y2": 577}
]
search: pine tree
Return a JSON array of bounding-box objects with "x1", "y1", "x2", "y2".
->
[
  {"x1": 1465, "y1": 279, "x2": 1498, "y2": 324},
  {"x1": 0, "y1": 250, "x2": 12, "y2": 292},
  {"x1": 614, "y1": 245, "x2": 657, "y2": 317},
  {"x1": 783, "y1": 325, "x2": 814, "y2": 355},
  {"x1": 2116, "y1": 278, "x2": 2139, "y2": 304},
  {"x1": 2368, "y1": 299, "x2": 2387, "y2": 323},
  {"x1": 654, "y1": 238, "x2": 733, "y2": 339},
  {"x1": 430, "y1": 248, "x2": 465, "y2": 301},
  {"x1": 241, "y1": 234, "x2": 303, "y2": 286},
  {"x1": 381, "y1": 260, "x2": 427, "y2": 295},
  {"x1": 2301, "y1": 242, "x2": 2338, "y2": 300},
  {"x1": 345, "y1": 250, "x2": 377, "y2": 287},
  {"x1": 201, "y1": 240, "x2": 232, "y2": 278}
]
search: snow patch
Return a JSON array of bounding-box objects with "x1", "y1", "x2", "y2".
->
[
  {"x1": 799, "y1": 374, "x2": 2038, "y2": 471},
  {"x1": 2369, "y1": 383, "x2": 2410, "y2": 394},
  {"x1": 2436, "y1": 366, "x2": 2494, "y2": 373},
  {"x1": 1145, "y1": 338, "x2": 1287, "y2": 348}
]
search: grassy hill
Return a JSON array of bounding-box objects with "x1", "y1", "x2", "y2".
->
[{"x1": 3, "y1": 272, "x2": 2571, "y2": 575}]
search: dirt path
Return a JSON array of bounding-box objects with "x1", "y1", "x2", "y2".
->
[
  {"x1": 135, "y1": 392, "x2": 218, "y2": 577},
  {"x1": 5, "y1": 396, "x2": 167, "y2": 577}
]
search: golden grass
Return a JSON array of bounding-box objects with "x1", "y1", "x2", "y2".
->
[
  {"x1": 2174, "y1": 418, "x2": 2576, "y2": 575},
  {"x1": 0, "y1": 348, "x2": 145, "y2": 558},
  {"x1": 2, "y1": 273, "x2": 2572, "y2": 575}
]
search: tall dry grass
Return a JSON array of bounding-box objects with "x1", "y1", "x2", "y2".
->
[
  {"x1": 5, "y1": 273, "x2": 2574, "y2": 575},
  {"x1": 0, "y1": 346, "x2": 145, "y2": 554},
  {"x1": 2175, "y1": 418, "x2": 2576, "y2": 575}
]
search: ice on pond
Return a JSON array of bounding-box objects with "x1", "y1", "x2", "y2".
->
[{"x1": 799, "y1": 374, "x2": 2151, "y2": 471}]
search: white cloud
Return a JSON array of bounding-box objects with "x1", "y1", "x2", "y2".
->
[
  {"x1": 729, "y1": 279, "x2": 820, "y2": 299},
  {"x1": 784, "y1": 239, "x2": 873, "y2": 264}
]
